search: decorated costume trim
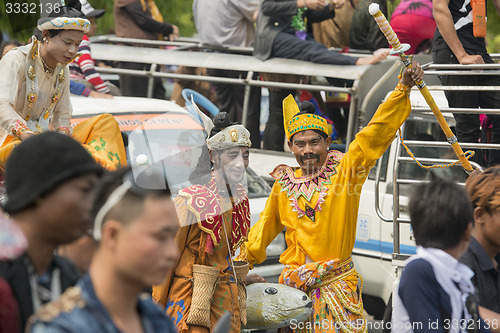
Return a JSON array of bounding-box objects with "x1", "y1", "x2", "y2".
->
[
  {"x1": 37, "y1": 17, "x2": 90, "y2": 33},
  {"x1": 283, "y1": 94, "x2": 329, "y2": 140},
  {"x1": 11, "y1": 120, "x2": 33, "y2": 138},
  {"x1": 288, "y1": 113, "x2": 329, "y2": 138},
  {"x1": 280, "y1": 257, "x2": 353, "y2": 292},
  {"x1": 178, "y1": 176, "x2": 250, "y2": 255},
  {"x1": 30, "y1": 286, "x2": 85, "y2": 322},
  {"x1": 280, "y1": 258, "x2": 366, "y2": 333},
  {"x1": 206, "y1": 124, "x2": 251, "y2": 151},
  {"x1": 395, "y1": 82, "x2": 411, "y2": 93},
  {"x1": 24, "y1": 41, "x2": 66, "y2": 134},
  {"x1": 56, "y1": 127, "x2": 71, "y2": 135},
  {"x1": 271, "y1": 150, "x2": 343, "y2": 221}
]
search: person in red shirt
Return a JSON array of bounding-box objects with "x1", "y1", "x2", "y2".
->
[{"x1": 0, "y1": 215, "x2": 27, "y2": 333}]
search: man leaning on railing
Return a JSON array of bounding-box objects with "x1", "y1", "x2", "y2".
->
[{"x1": 433, "y1": 0, "x2": 500, "y2": 167}]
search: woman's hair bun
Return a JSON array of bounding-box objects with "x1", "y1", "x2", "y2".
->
[
  {"x1": 213, "y1": 112, "x2": 231, "y2": 130},
  {"x1": 66, "y1": 0, "x2": 82, "y2": 11},
  {"x1": 299, "y1": 101, "x2": 316, "y2": 114},
  {"x1": 49, "y1": 0, "x2": 84, "y2": 17}
]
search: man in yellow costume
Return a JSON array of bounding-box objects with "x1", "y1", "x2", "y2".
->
[{"x1": 244, "y1": 62, "x2": 424, "y2": 332}]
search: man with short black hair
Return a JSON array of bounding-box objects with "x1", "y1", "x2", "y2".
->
[
  {"x1": 0, "y1": 132, "x2": 103, "y2": 331},
  {"x1": 433, "y1": 0, "x2": 500, "y2": 166},
  {"x1": 393, "y1": 176, "x2": 490, "y2": 332},
  {"x1": 28, "y1": 167, "x2": 179, "y2": 333}
]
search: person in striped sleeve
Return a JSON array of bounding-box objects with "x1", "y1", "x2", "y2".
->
[{"x1": 69, "y1": 0, "x2": 121, "y2": 96}]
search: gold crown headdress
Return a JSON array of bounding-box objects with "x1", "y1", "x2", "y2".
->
[
  {"x1": 283, "y1": 95, "x2": 329, "y2": 140},
  {"x1": 206, "y1": 124, "x2": 251, "y2": 150}
]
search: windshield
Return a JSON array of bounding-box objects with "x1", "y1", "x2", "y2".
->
[{"x1": 120, "y1": 113, "x2": 271, "y2": 198}]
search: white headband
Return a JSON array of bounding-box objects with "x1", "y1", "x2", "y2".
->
[
  {"x1": 37, "y1": 17, "x2": 90, "y2": 33},
  {"x1": 206, "y1": 125, "x2": 251, "y2": 150},
  {"x1": 93, "y1": 181, "x2": 132, "y2": 241}
]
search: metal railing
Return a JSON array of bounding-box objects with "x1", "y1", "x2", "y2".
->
[
  {"x1": 373, "y1": 61, "x2": 500, "y2": 265},
  {"x1": 87, "y1": 36, "x2": 392, "y2": 133}
]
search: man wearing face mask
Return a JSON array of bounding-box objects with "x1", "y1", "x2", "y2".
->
[
  {"x1": 152, "y1": 112, "x2": 264, "y2": 333},
  {"x1": 243, "y1": 62, "x2": 424, "y2": 332}
]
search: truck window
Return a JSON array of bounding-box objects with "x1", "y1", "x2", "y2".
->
[{"x1": 398, "y1": 118, "x2": 467, "y2": 183}]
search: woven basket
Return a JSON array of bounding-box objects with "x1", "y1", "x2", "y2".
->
[
  {"x1": 186, "y1": 264, "x2": 220, "y2": 328},
  {"x1": 233, "y1": 261, "x2": 249, "y2": 325}
]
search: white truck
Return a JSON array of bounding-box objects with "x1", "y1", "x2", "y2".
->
[{"x1": 85, "y1": 40, "x2": 500, "y2": 325}]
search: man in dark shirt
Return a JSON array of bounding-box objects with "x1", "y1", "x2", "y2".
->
[
  {"x1": 461, "y1": 166, "x2": 500, "y2": 312},
  {"x1": 0, "y1": 133, "x2": 103, "y2": 331},
  {"x1": 394, "y1": 176, "x2": 491, "y2": 332},
  {"x1": 433, "y1": 0, "x2": 500, "y2": 166},
  {"x1": 113, "y1": 0, "x2": 179, "y2": 99},
  {"x1": 27, "y1": 168, "x2": 179, "y2": 333},
  {"x1": 349, "y1": 0, "x2": 388, "y2": 51},
  {"x1": 461, "y1": 238, "x2": 500, "y2": 312}
]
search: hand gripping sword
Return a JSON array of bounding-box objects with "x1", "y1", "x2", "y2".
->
[{"x1": 369, "y1": 3, "x2": 474, "y2": 173}]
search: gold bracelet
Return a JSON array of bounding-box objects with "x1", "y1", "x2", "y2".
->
[
  {"x1": 11, "y1": 120, "x2": 33, "y2": 138},
  {"x1": 56, "y1": 127, "x2": 71, "y2": 135},
  {"x1": 395, "y1": 82, "x2": 412, "y2": 93}
]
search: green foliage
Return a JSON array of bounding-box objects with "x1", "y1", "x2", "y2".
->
[
  {"x1": 1, "y1": 0, "x2": 196, "y2": 41},
  {"x1": 156, "y1": 0, "x2": 196, "y2": 37},
  {"x1": 0, "y1": 0, "x2": 42, "y2": 43},
  {"x1": 487, "y1": 0, "x2": 500, "y2": 53},
  {"x1": 79, "y1": 0, "x2": 196, "y2": 36}
]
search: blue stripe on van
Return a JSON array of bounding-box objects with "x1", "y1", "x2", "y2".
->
[{"x1": 354, "y1": 239, "x2": 417, "y2": 255}]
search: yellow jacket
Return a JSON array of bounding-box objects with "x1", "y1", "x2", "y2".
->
[{"x1": 246, "y1": 89, "x2": 412, "y2": 268}]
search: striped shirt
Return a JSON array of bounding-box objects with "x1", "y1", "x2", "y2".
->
[{"x1": 69, "y1": 35, "x2": 110, "y2": 94}]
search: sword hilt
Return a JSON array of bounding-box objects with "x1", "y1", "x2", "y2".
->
[
  {"x1": 368, "y1": 2, "x2": 474, "y2": 173},
  {"x1": 369, "y1": 4, "x2": 408, "y2": 54}
]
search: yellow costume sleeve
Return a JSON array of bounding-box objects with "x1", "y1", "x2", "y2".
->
[
  {"x1": 339, "y1": 89, "x2": 412, "y2": 180},
  {"x1": 245, "y1": 181, "x2": 285, "y2": 268}
]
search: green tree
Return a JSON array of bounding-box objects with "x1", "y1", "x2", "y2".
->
[
  {"x1": 487, "y1": 0, "x2": 500, "y2": 53},
  {"x1": 78, "y1": 0, "x2": 196, "y2": 37},
  {"x1": 73, "y1": 0, "x2": 196, "y2": 37}
]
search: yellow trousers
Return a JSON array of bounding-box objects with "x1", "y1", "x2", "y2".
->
[{"x1": 0, "y1": 114, "x2": 127, "y2": 171}]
